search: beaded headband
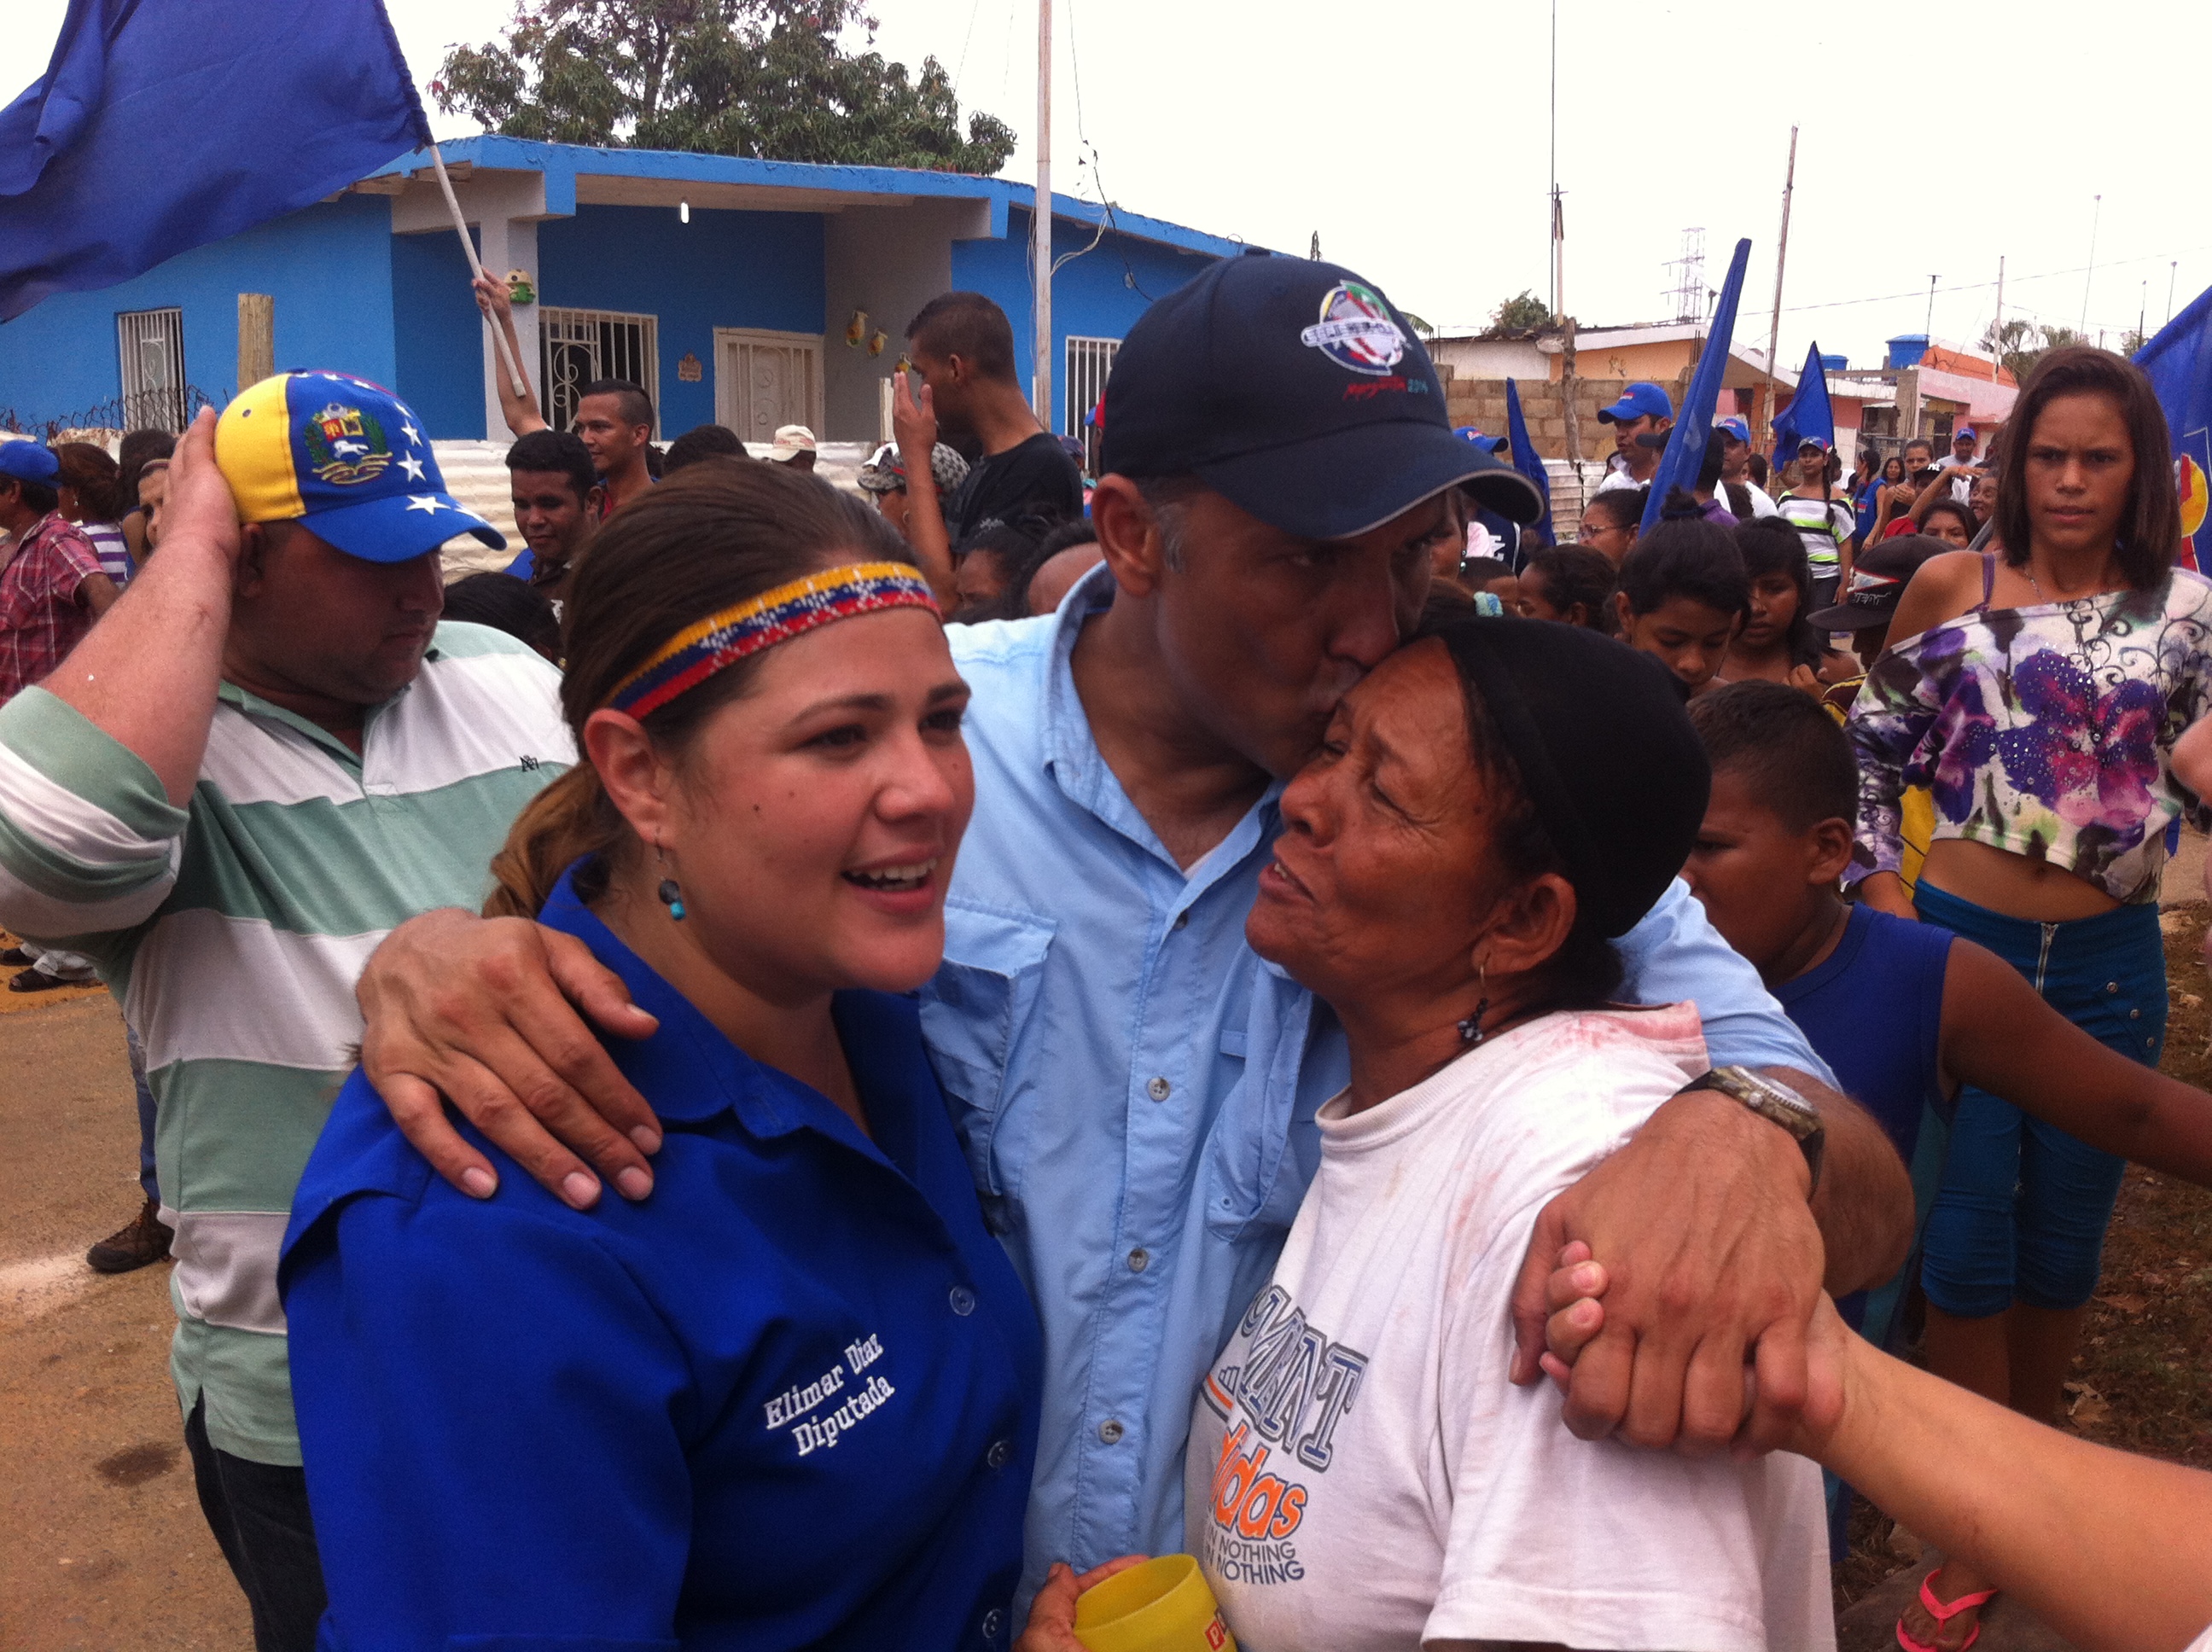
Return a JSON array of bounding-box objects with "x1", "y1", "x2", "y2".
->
[{"x1": 605, "y1": 561, "x2": 940, "y2": 719}]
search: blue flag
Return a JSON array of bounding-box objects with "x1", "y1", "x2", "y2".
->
[
  {"x1": 2133, "y1": 282, "x2": 2212, "y2": 574},
  {"x1": 1770, "y1": 341, "x2": 1836, "y2": 468},
  {"x1": 1641, "y1": 237, "x2": 1753, "y2": 532},
  {"x1": 1504, "y1": 379, "x2": 1553, "y2": 549},
  {"x1": 0, "y1": 0, "x2": 430, "y2": 321}
]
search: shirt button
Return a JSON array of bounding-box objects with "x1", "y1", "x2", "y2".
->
[
  {"x1": 1098, "y1": 1418, "x2": 1125, "y2": 1444},
  {"x1": 1127, "y1": 1247, "x2": 1150, "y2": 1272},
  {"x1": 981, "y1": 1608, "x2": 1004, "y2": 1641},
  {"x1": 2106, "y1": 981, "x2": 2120, "y2": 994},
  {"x1": 949, "y1": 1285, "x2": 977, "y2": 1317},
  {"x1": 1147, "y1": 1076, "x2": 1172, "y2": 1102},
  {"x1": 986, "y1": 1437, "x2": 1012, "y2": 1470}
]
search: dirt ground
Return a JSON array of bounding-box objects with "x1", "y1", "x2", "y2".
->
[
  {"x1": 3, "y1": 896, "x2": 2209, "y2": 1649},
  {"x1": 0, "y1": 984, "x2": 251, "y2": 1650}
]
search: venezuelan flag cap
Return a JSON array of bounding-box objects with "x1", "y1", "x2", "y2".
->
[{"x1": 215, "y1": 372, "x2": 504, "y2": 563}]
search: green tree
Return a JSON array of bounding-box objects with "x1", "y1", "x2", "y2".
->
[
  {"x1": 434, "y1": 1, "x2": 1017, "y2": 173},
  {"x1": 1483, "y1": 290, "x2": 1553, "y2": 336}
]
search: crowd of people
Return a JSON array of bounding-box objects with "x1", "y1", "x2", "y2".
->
[{"x1": 0, "y1": 249, "x2": 2209, "y2": 1652}]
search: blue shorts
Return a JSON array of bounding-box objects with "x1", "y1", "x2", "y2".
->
[{"x1": 1912, "y1": 883, "x2": 2165, "y2": 1317}]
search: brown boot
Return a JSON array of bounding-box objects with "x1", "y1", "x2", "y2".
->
[{"x1": 86, "y1": 1196, "x2": 172, "y2": 1274}]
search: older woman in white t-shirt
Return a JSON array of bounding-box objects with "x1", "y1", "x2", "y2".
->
[{"x1": 1185, "y1": 616, "x2": 1832, "y2": 1652}]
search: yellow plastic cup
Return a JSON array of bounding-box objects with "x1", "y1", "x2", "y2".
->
[{"x1": 1071, "y1": 1554, "x2": 1237, "y2": 1652}]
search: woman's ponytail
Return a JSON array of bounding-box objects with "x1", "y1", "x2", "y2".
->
[{"x1": 483, "y1": 764, "x2": 625, "y2": 919}]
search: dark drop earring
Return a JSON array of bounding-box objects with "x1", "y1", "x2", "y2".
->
[
  {"x1": 1458, "y1": 964, "x2": 1489, "y2": 1046},
  {"x1": 655, "y1": 842, "x2": 685, "y2": 921}
]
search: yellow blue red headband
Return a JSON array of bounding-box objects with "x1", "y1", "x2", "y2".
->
[{"x1": 605, "y1": 561, "x2": 940, "y2": 719}]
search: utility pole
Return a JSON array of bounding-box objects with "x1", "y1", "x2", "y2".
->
[
  {"x1": 1549, "y1": 0, "x2": 1563, "y2": 321},
  {"x1": 2081, "y1": 193, "x2": 2102, "y2": 334},
  {"x1": 1993, "y1": 255, "x2": 2006, "y2": 372},
  {"x1": 1924, "y1": 274, "x2": 1937, "y2": 340},
  {"x1": 2139, "y1": 280, "x2": 2148, "y2": 352},
  {"x1": 2170, "y1": 261, "x2": 2180, "y2": 329},
  {"x1": 1757, "y1": 124, "x2": 1797, "y2": 452},
  {"x1": 1031, "y1": 0, "x2": 1053, "y2": 429}
]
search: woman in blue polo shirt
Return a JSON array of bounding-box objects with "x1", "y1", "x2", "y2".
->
[{"x1": 280, "y1": 461, "x2": 1041, "y2": 1650}]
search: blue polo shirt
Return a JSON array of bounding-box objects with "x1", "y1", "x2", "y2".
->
[
  {"x1": 503, "y1": 546, "x2": 538, "y2": 579},
  {"x1": 280, "y1": 867, "x2": 1040, "y2": 1652},
  {"x1": 935, "y1": 565, "x2": 1836, "y2": 1604}
]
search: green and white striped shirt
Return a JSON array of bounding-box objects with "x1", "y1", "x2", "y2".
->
[{"x1": 0, "y1": 622, "x2": 569, "y2": 1463}]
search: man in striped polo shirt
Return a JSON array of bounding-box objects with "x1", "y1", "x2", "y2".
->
[{"x1": 0, "y1": 374, "x2": 570, "y2": 1652}]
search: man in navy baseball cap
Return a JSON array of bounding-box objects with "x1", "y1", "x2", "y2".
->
[
  {"x1": 1593, "y1": 381, "x2": 1674, "y2": 496},
  {"x1": 1088, "y1": 250, "x2": 1543, "y2": 777},
  {"x1": 1102, "y1": 252, "x2": 1540, "y2": 542}
]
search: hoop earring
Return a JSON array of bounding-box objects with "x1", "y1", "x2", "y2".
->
[
  {"x1": 1457, "y1": 964, "x2": 1489, "y2": 1047},
  {"x1": 654, "y1": 841, "x2": 686, "y2": 922}
]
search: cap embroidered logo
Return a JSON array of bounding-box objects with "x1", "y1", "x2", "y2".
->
[
  {"x1": 1298, "y1": 282, "x2": 1406, "y2": 376},
  {"x1": 306, "y1": 402, "x2": 392, "y2": 486}
]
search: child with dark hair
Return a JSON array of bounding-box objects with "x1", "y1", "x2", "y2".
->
[
  {"x1": 950, "y1": 520, "x2": 1042, "y2": 623},
  {"x1": 1684, "y1": 680, "x2": 2212, "y2": 1347},
  {"x1": 1724, "y1": 517, "x2": 1846, "y2": 694},
  {"x1": 1516, "y1": 547, "x2": 1616, "y2": 631},
  {"x1": 1611, "y1": 505, "x2": 1749, "y2": 696},
  {"x1": 1457, "y1": 555, "x2": 1518, "y2": 608},
  {"x1": 440, "y1": 572, "x2": 562, "y2": 663}
]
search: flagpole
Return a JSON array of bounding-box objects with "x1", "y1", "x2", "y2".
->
[
  {"x1": 1757, "y1": 125, "x2": 1797, "y2": 455},
  {"x1": 428, "y1": 144, "x2": 529, "y2": 400}
]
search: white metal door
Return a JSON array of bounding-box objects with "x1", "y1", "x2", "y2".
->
[
  {"x1": 714, "y1": 329, "x2": 824, "y2": 442},
  {"x1": 117, "y1": 307, "x2": 187, "y2": 430}
]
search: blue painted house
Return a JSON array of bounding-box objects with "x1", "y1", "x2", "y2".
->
[{"x1": 0, "y1": 135, "x2": 1249, "y2": 452}]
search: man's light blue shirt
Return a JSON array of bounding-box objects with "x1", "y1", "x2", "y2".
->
[{"x1": 932, "y1": 567, "x2": 1832, "y2": 1603}]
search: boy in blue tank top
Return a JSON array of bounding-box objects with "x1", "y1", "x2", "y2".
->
[{"x1": 1680, "y1": 682, "x2": 2212, "y2": 1338}]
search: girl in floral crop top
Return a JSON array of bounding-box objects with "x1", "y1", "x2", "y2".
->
[{"x1": 1842, "y1": 348, "x2": 2212, "y2": 1652}]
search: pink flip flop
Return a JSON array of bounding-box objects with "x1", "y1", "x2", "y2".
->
[{"x1": 1897, "y1": 1571, "x2": 1999, "y2": 1652}]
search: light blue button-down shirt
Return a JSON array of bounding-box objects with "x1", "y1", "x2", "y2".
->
[{"x1": 930, "y1": 567, "x2": 1832, "y2": 1603}]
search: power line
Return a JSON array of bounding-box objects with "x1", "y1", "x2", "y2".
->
[
  {"x1": 1738, "y1": 242, "x2": 2212, "y2": 323},
  {"x1": 952, "y1": 0, "x2": 986, "y2": 94}
]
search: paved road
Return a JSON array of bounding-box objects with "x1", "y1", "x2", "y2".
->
[{"x1": 0, "y1": 985, "x2": 249, "y2": 1650}]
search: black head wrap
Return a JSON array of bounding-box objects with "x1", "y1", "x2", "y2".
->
[{"x1": 1426, "y1": 618, "x2": 1710, "y2": 939}]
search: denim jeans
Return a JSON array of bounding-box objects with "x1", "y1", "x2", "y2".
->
[
  {"x1": 128, "y1": 1027, "x2": 156, "y2": 1201},
  {"x1": 1913, "y1": 883, "x2": 2165, "y2": 1316},
  {"x1": 183, "y1": 1399, "x2": 327, "y2": 1652}
]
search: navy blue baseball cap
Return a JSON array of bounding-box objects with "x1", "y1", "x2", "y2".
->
[
  {"x1": 1598, "y1": 382, "x2": 1674, "y2": 424},
  {"x1": 1714, "y1": 416, "x2": 1751, "y2": 445},
  {"x1": 0, "y1": 439, "x2": 61, "y2": 485},
  {"x1": 1099, "y1": 253, "x2": 1542, "y2": 535},
  {"x1": 216, "y1": 370, "x2": 504, "y2": 562}
]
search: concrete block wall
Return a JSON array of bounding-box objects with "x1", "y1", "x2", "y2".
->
[{"x1": 1441, "y1": 371, "x2": 1696, "y2": 462}]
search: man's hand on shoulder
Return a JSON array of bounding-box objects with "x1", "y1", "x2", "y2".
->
[
  {"x1": 1509, "y1": 1084, "x2": 1824, "y2": 1455},
  {"x1": 356, "y1": 906, "x2": 663, "y2": 1210}
]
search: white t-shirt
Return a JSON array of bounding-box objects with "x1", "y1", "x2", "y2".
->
[
  {"x1": 1591, "y1": 462, "x2": 1657, "y2": 497},
  {"x1": 1185, "y1": 1004, "x2": 1833, "y2": 1652},
  {"x1": 1729, "y1": 478, "x2": 1782, "y2": 518}
]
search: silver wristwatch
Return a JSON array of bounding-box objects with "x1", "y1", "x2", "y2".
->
[{"x1": 1682, "y1": 1065, "x2": 1825, "y2": 1196}]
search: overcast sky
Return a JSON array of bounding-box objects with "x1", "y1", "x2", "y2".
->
[{"x1": 22, "y1": 0, "x2": 2212, "y2": 370}]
